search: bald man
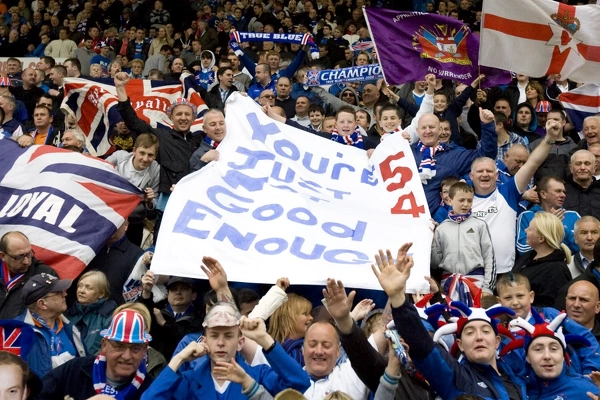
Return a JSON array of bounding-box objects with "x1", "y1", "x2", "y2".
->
[
  {"x1": 0, "y1": 231, "x2": 57, "y2": 319},
  {"x1": 566, "y1": 280, "x2": 600, "y2": 343},
  {"x1": 564, "y1": 150, "x2": 600, "y2": 221},
  {"x1": 409, "y1": 107, "x2": 498, "y2": 214}
]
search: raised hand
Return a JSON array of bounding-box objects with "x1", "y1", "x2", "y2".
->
[
  {"x1": 371, "y1": 243, "x2": 414, "y2": 307},
  {"x1": 276, "y1": 277, "x2": 290, "y2": 291},
  {"x1": 545, "y1": 119, "x2": 561, "y2": 141},
  {"x1": 239, "y1": 316, "x2": 274, "y2": 349},
  {"x1": 114, "y1": 72, "x2": 130, "y2": 87},
  {"x1": 322, "y1": 279, "x2": 356, "y2": 330},
  {"x1": 479, "y1": 107, "x2": 494, "y2": 124},
  {"x1": 213, "y1": 358, "x2": 254, "y2": 389},
  {"x1": 350, "y1": 298, "x2": 375, "y2": 322}
]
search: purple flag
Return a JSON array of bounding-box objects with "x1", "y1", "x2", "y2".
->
[{"x1": 363, "y1": 8, "x2": 511, "y2": 88}]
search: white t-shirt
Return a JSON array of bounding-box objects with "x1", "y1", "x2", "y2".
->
[
  {"x1": 303, "y1": 361, "x2": 369, "y2": 400},
  {"x1": 473, "y1": 179, "x2": 522, "y2": 274}
]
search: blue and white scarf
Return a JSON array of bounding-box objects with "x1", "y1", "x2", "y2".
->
[
  {"x1": 448, "y1": 210, "x2": 472, "y2": 224},
  {"x1": 305, "y1": 64, "x2": 382, "y2": 86},
  {"x1": 331, "y1": 127, "x2": 364, "y2": 149},
  {"x1": 229, "y1": 31, "x2": 319, "y2": 59},
  {"x1": 93, "y1": 354, "x2": 146, "y2": 400},
  {"x1": 416, "y1": 141, "x2": 446, "y2": 184},
  {"x1": 204, "y1": 135, "x2": 219, "y2": 149},
  {"x1": 379, "y1": 126, "x2": 403, "y2": 143}
]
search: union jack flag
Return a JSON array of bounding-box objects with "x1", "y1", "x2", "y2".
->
[
  {"x1": 0, "y1": 320, "x2": 36, "y2": 357},
  {"x1": 0, "y1": 139, "x2": 143, "y2": 279},
  {"x1": 559, "y1": 83, "x2": 600, "y2": 132},
  {"x1": 61, "y1": 74, "x2": 208, "y2": 156}
]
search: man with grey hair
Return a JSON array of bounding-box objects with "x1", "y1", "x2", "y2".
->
[
  {"x1": 471, "y1": 118, "x2": 561, "y2": 275},
  {"x1": 577, "y1": 115, "x2": 600, "y2": 151},
  {"x1": 61, "y1": 129, "x2": 86, "y2": 152},
  {"x1": 564, "y1": 150, "x2": 600, "y2": 221},
  {"x1": 0, "y1": 95, "x2": 25, "y2": 137}
]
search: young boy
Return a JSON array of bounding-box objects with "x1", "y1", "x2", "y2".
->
[
  {"x1": 431, "y1": 181, "x2": 496, "y2": 298},
  {"x1": 432, "y1": 176, "x2": 459, "y2": 224},
  {"x1": 308, "y1": 104, "x2": 325, "y2": 131},
  {"x1": 496, "y1": 272, "x2": 600, "y2": 375}
]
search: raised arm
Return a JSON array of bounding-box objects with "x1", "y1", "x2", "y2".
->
[
  {"x1": 201, "y1": 256, "x2": 236, "y2": 307},
  {"x1": 240, "y1": 317, "x2": 311, "y2": 394},
  {"x1": 114, "y1": 72, "x2": 153, "y2": 134},
  {"x1": 514, "y1": 119, "x2": 561, "y2": 193},
  {"x1": 324, "y1": 278, "x2": 388, "y2": 392},
  {"x1": 404, "y1": 74, "x2": 435, "y2": 143},
  {"x1": 310, "y1": 86, "x2": 359, "y2": 112}
]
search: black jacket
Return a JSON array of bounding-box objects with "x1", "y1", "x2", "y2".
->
[
  {"x1": 0, "y1": 259, "x2": 56, "y2": 319},
  {"x1": 197, "y1": 82, "x2": 239, "y2": 111},
  {"x1": 83, "y1": 236, "x2": 145, "y2": 306},
  {"x1": 563, "y1": 177, "x2": 600, "y2": 222},
  {"x1": 127, "y1": 40, "x2": 150, "y2": 62},
  {"x1": 38, "y1": 356, "x2": 154, "y2": 400},
  {"x1": 117, "y1": 99, "x2": 203, "y2": 194},
  {"x1": 554, "y1": 259, "x2": 600, "y2": 315},
  {"x1": 338, "y1": 322, "x2": 435, "y2": 400},
  {"x1": 138, "y1": 296, "x2": 203, "y2": 360},
  {"x1": 513, "y1": 249, "x2": 572, "y2": 308}
]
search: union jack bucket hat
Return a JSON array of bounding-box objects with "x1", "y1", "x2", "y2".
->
[{"x1": 100, "y1": 310, "x2": 152, "y2": 344}]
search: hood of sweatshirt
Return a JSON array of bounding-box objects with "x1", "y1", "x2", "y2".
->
[
  {"x1": 338, "y1": 86, "x2": 359, "y2": 106},
  {"x1": 512, "y1": 102, "x2": 538, "y2": 133}
]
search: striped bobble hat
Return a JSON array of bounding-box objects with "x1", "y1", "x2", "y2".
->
[
  {"x1": 0, "y1": 75, "x2": 12, "y2": 86},
  {"x1": 100, "y1": 310, "x2": 152, "y2": 344},
  {"x1": 167, "y1": 98, "x2": 197, "y2": 118},
  {"x1": 535, "y1": 100, "x2": 552, "y2": 113}
]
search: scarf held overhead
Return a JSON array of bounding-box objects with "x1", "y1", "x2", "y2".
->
[
  {"x1": 305, "y1": 64, "x2": 382, "y2": 86},
  {"x1": 229, "y1": 31, "x2": 319, "y2": 59}
]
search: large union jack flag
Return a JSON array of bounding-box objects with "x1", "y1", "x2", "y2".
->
[
  {"x1": 0, "y1": 139, "x2": 143, "y2": 279},
  {"x1": 0, "y1": 320, "x2": 36, "y2": 358},
  {"x1": 61, "y1": 74, "x2": 208, "y2": 156}
]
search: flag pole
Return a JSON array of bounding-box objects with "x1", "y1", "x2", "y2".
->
[{"x1": 362, "y1": 6, "x2": 388, "y2": 86}]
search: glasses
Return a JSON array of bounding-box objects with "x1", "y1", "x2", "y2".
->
[
  {"x1": 42, "y1": 291, "x2": 65, "y2": 300},
  {"x1": 6, "y1": 250, "x2": 34, "y2": 262},
  {"x1": 260, "y1": 95, "x2": 275, "y2": 99},
  {"x1": 107, "y1": 340, "x2": 147, "y2": 354},
  {"x1": 342, "y1": 93, "x2": 355, "y2": 97}
]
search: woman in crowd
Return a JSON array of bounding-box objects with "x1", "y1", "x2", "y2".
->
[
  {"x1": 267, "y1": 293, "x2": 313, "y2": 366},
  {"x1": 148, "y1": 25, "x2": 174, "y2": 57},
  {"x1": 513, "y1": 212, "x2": 572, "y2": 308},
  {"x1": 525, "y1": 81, "x2": 546, "y2": 110},
  {"x1": 64, "y1": 271, "x2": 117, "y2": 355}
]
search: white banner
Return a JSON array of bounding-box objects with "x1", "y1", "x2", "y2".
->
[{"x1": 151, "y1": 93, "x2": 432, "y2": 291}]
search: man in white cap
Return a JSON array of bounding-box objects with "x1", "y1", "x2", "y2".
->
[
  {"x1": 15, "y1": 273, "x2": 86, "y2": 378},
  {"x1": 141, "y1": 302, "x2": 310, "y2": 399},
  {"x1": 39, "y1": 309, "x2": 154, "y2": 399}
]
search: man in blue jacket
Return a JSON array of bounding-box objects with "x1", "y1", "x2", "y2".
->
[
  {"x1": 141, "y1": 302, "x2": 310, "y2": 399},
  {"x1": 412, "y1": 107, "x2": 498, "y2": 215},
  {"x1": 371, "y1": 243, "x2": 528, "y2": 400}
]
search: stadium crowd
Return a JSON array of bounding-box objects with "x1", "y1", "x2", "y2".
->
[{"x1": 1, "y1": 0, "x2": 600, "y2": 399}]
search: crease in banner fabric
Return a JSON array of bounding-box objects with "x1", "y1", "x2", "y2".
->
[{"x1": 152, "y1": 93, "x2": 433, "y2": 292}]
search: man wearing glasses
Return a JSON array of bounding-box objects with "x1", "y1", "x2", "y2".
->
[
  {"x1": 39, "y1": 309, "x2": 155, "y2": 398},
  {"x1": 15, "y1": 273, "x2": 86, "y2": 378},
  {"x1": 0, "y1": 231, "x2": 57, "y2": 319}
]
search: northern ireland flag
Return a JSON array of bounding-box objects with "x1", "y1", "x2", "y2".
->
[
  {"x1": 559, "y1": 84, "x2": 600, "y2": 132},
  {"x1": 480, "y1": 0, "x2": 600, "y2": 82},
  {"x1": 0, "y1": 140, "x2": 143, "y2": 279},
  {"x1": 62, "y1": 73, "x2": 208, "y2": 156}
]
